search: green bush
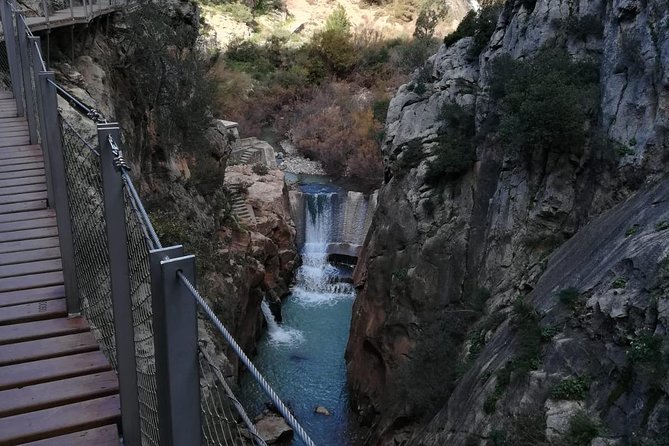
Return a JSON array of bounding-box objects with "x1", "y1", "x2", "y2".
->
[
  {"x1": 565, "y1": 14, "x2": 604, "y2": 40},
  {"x1": 611, "y1": 277, "x2": 627, "y2": 289},
  {"x1": 562, "y1": 411, "x2": 600, "y2": 446},
  {"x1": 443, "y1": 1, "x2": 502, "y2": 59},
  {"x1": 656, "y1": 221, "x2": 669, "y2": 231},
  {"x1": 628, "y1": 333, "x2": 663, "y2": 364},
  {"x1": 252, "y1": 163, "x2": 269, "y2": 175},
  {"x1": 308, "y1": 29, "x2": 357, "y2": 78},
  {"x1": 509, "y1": 298, "x2": 542, "y2": 374},
  {"x1": 550, "y1": 377, "x2": 589, "y2": 400},
  {"x1": 490, "y1": 48, "x2": 600, "y2": 157},
  {"x1": 625, "y1": 224, "x2": 641, "y2": 237},
  {"x1": 425, "y1": 103, "x2": 476, "y2": 184},
  {"x1": 558, "y1": 287, "x2": 582, "y2": 311},
  {"x1": 325, "y1": 5, "x2": 351, "y2": 33}
]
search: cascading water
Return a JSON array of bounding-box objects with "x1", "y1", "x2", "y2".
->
[{"x1": 240, "y1": 184, "x2": 363, "y2": 445}]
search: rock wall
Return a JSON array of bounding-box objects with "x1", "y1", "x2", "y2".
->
[{"x1": 346, "y1": 0, "x2": 669, "y2": 443}]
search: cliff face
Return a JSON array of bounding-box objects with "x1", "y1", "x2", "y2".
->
[
  {"x1": 346, "y1": 0, "x2": 669, "y2": 443},
  {"x1": 48, "y1": 3, "x2": 297, "y2": 363}
]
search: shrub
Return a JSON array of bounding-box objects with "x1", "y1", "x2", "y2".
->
[
  {"x1": 308, "y1": 29, "x2": 357, "y2": 78},
  {"x1": 413, "y1": 0, "x2": 449, "y2": 40},
  {"x1": 252, "y1": 163, "x2": 269, "y2": 175},
  {"x1": 625, "y1": 224, "x2": 641, "y2": 237},
  {"x1": 562, "y1": 412, "x2": 600, "y2": 446},
  {"x1": 490, "y1": 48, "x2": 600, "y2": 158},
  {"x1": 119, "y1": 1, "x2": 214, "y2": 160},
  {"x1": 425, "y1": 103, "x2": 476, "y2": 184},
  {"x1": 628, "y1": 332, "x2": 663, "y2": 364},
  {"x1": 443, "y1": 1, "x2": 502, "y2": 58},
  {"x1": 550, "y1": 377, "x2": 589, "y2": 400},
  {"x1": 189, "y1": 155, "x2": 226, "y2": 197},
  {"x1": 611, "y1": 277, "x2": 627, "y2": 289},
  {"x1": 325, "y1": 5, "x2": 351, "y2": 33},
  {"x1": 565, "y1": 14, "x2": 604, "y2": 40},
  {"x1": 218, "y1": 2, "x2": 254, "y2": 23},
  {"x1": 656, "y1": 221, "x2": 669, "y2": 231},
  {"x1": 509, "y1": 298, "x2": 542, "y2": 374},
  {"x1": 558, "y1": 287, "x2": 581, "y2": 310}
]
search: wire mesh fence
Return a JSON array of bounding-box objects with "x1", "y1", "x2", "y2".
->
[
  {"x1": 61, "y1": 118, "x2": 118, "y2": 368},
  {"x1": 0, "y1": 41, "x2": 10, "y2": 90},
  {"x1": 123, "y1": 176, "x2": 161, "y2": 446},
  {"x1": 199, "y1": 345, "x2": 263, "y2": 446}
]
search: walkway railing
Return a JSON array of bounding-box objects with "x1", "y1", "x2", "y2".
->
[{"x1": 0, "y1": 1, "x2": 316, "y2": 445}]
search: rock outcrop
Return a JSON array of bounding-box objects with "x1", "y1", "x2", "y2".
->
[{"x1": 346, "y1": 0, "x2": 669, "y2": 443}]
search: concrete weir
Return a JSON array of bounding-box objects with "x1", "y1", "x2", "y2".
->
[{"x1": 288, "y1": 189, "x2": 377, "y2": 262}]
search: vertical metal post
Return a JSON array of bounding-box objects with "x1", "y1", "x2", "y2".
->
[
  {"x1": 98, "y1": 123, "x2": 141, "y2": 446},
  {"x1": 15, "y1": 13, "x2": 38, "y2": 144},
  {"x1": 1, "y1": 0, "x2": 24, "y2": 115},
  {"x1": 149, "y1": 247, "x2": 202, "y2": 446},
  {"x1": 37, "y1": 72, "x2": 80, "y2": 316},
  {"x1": 31, "y1": 37, "x2": 53, "y2": 204}
]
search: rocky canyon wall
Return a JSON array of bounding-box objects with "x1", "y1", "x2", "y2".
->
[{"x1": 346, "y1": 0, "x2": 669, "y2": 443}]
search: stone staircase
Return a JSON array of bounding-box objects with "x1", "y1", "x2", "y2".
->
[{"x1": 227, "y1": 184, "x2": 256, "y2": 226}]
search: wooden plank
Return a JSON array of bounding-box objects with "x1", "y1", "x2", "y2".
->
[
  {"x1": 0, "y1": 155, "x2": 44, "y2": 166},
  {"x1": 0, "y1": 208, "x2": 54, "y2": 223},
  {"x1": 0, "y1": 183, "x2": 48, "y2": 197},
  {"x1": 0, "y1": 331, "x2": 98, "y2": 367},
  {"x1": 0, "y1": 271, "x2": 64, "y2": 293},
  {"x1": 0, "y1": 235, "x2": 59, "y2": 254},
  {"x1": 0, "y1": 147, "x2": 42, "y2": 160},
  {"x1": 0, "y1": 298, "x2": 66, "y2": 326},
  {"x1": 0, "y1": 129, "x2": 30, "y2": 138},
  {"x1": 0, "y1": 247, "x2": 61, "y2": 267},
  {"x1": 0, "y1": 122, "x2": 27, "y2": 130},
  {"x1": 0, "y1": 200, "x2": 46, "y2": 214},
  {"x1": 0, "y1": 371, "x2": 118, "y2": 417},
  {"x1": 0, "y1": 350, "x2": 110, "y2": 390},
  {"x1": 0, "y1": 175, "x2": 47, "y2": 188},
  {"x1": 0, "y1": 135, "x2": 30, "y2": 147},
  {"x1": 0, "y1": 161, "x2": 44, "y2": 172},
  {"x1": 0, "y1": 226, "x2": 58, "y2": 242},
  {"x1": 0, "y1": 258, "x2": 62, "y2": 278},
  {"x1": 0, "y1": 216, "x2": 56, "y2": 232},
  {"x1": 0, "y1": 117, "x2": 24, "y2": 124},
  {"x1": 0, "y1": 110, "x2": 20, "y2": 119},
  {"x1": 0, "y1": 168, "x2": 45, "y2": 180},
  {"x1": 0, "y1": 314, "x2": 86, "y2": 345},
  {"x1": 0, "y1": 394, "x2": 120, "y2": 444},
  {"x1": 0, "y1": 285, "x2": 65, "y2": 308},
  {"x1": 0, "y1": 190, "x2": 48, "y2": 205},
  {"x1": 22, "y1": 424, "x2": 120, "y2": 446}
]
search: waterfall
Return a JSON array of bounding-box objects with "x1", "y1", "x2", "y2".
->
[
  {"x1": 260, "y1": 300, "x2": 304, "y2": 345},
  {"x1": 469, "y1": 0, "x2": 481, "y2": 12},
  {"x1": 294, "y1": 192, "x2": 355, "y2": 306},
  {"x1": 341, "y1": 192, "x2": 369, "y2": 246}
]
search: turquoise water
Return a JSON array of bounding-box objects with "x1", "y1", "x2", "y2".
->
[{"x1": 240, "y1": 187, "x2": 362, "y2": 445}]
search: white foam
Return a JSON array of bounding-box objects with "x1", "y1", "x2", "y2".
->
[{"x1": 261, "y1": 300, "x2": 304, "y2": 346}]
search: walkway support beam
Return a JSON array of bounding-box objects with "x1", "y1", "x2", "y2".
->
[
  {"x1": 150, "y1": 246, "x2": 202, "y2": 446},
  {"x1": 15, "y1": 12, "x2": 38, "y2": 144},
  {"x1": 98, "y1": 123, "x2": 142, "y2": 446},
  {"x1": 37, "y1": 71, "x2": 80, "y2": 316}
]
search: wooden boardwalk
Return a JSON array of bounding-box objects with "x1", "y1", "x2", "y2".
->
[
  {"x1": 0, "y1": 90, "x2": 120, "y2": 445},
  {"x1": 21, "y1": 0, "x2": 121, "y2": 33}
]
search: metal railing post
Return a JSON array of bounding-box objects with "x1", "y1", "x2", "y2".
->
[
  {"x1": 37, "y1": 72, "x2": 80, "y2": 317},
  {"x1": 98, "y1": 123, "x2": 142, "y2": 446},
  {"x1": 149, "y1": 246, "x2": 202, "y2": 446},
  {"x1": 15, "y1": 13, "x2": 38, "y2": 144},
  {"x1": 1, "y1": 0, "x2": 24, "y2": 115},
  {"x1": 31, "y1": 38, "x2": 53, "y2": 204}
]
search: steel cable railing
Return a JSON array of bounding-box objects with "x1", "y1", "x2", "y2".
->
[{"x1": 178, "y1": 272, "x2": 318, "y2": 446}]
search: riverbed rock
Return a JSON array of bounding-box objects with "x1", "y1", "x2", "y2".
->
[
  {"x1": 255, "y1": 414, "x2": 293, "y2": 444},
  {"x1": 315, "y1": 405, "x2": 331, "y2": 416}
]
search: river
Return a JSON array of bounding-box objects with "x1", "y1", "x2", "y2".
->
[{"x1": 240, "y1": 183, "x2": 369, "y2": 445}]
